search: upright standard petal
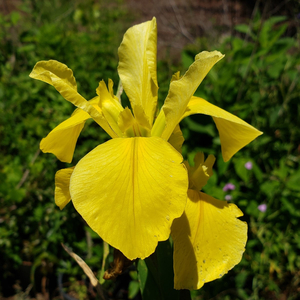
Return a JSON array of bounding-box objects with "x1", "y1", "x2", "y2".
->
[
  {"x1": 118, "y1": 18, "x2": 158, "y2": 126},
  {"x1": 171, "y1": 190, "x2": 247, "y2": 290},
  {"x1": 70, "y1": 137, "x2": 188, "y2": 260},
  {"x1": 55, "y1": 167, "x2": 74, "y2": 210},
  {"x1": 182, "y1": 96, "x2": 263, "y2": 161},
  {"x1": 154, "y1": 51, "x2": 224, "y2": 141},
  {"x1": 30, "y1": 60, "x2": 117, "y2": 138}
]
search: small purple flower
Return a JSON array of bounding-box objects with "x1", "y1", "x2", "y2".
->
[
  {"x1": 225, "y1": 194, "x2": 232, "y2": 201},
  {"x1": 223, "y1": 183, "x2": 235, "y2": 192},
  {"x1": 258, "y1": 204, "x2": 267, "y2": 212},
  {"x1": 245, "y1": 161, "x2": 253, "y2": 170}
]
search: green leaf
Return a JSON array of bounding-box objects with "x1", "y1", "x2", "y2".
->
[
  {"x1": 156, "y1": 240, "x2": 180, "y2": 300},
  {"x1": 252, "y1": 163, "x2": 263, "y2": 182},
  {"x1": 260, "y1": 181, "x2": 280, "y2": 197},
  {"x1": 245, "y1": 200, "x2": 259, "y2": 217},
  {"x1": 10, "y1": 11, "x2": 20, "y2": 25},
  {"x1": 286, "y1": 170, "x2": 300, "y2": 191},
  {"x1": 235, "y1": 270, "x2": 248, "y2": 288},
  {"x1": 128, "y1": 280, "x2": 140, "y2": 299},
  {"x1": 217, "y1": 154, "x2": 230, "y2": 175},
  {"x1": 259, "y1": 16, "x2": 287, "y2": 49},
  {"x1": 137, "y1": 240, "x2": 185, "y2": 300},
  {"x1": 137, "y1": 259, "x2": 163, "y2": 300},
  {"x1": 234, "y1": 24, "x2": 250, "y2": 35},
  {"x1": 281, "y1": 198, "x2": 300, "y2": 217},
  {"x1": 233, "y1": 157, "x2": 251, "y2": 183},
  {"x1": 181, "y1": 51, "x2": 194, "y2": 69},
  {"x1": 184, "y1": 117, "x2": 216, "y2": 136}
]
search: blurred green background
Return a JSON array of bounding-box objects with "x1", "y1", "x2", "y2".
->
[{"x1": 1, "y1": 0, "x2": 300, "y2": 299}]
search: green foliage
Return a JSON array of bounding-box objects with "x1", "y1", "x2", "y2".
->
[
  {"x1": 0, "y1": 0, "x2": 132, "y2": 296},
  {"x1": 182, "y1": 14, "x2": 300, "y2": 300},
  {"x1": 137, "y1": 240, "x2": 183, "y2": 300}
]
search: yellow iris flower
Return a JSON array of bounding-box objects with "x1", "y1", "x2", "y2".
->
[{"x1": 30, "y1": 18, "x2": 262, "y2": 289}]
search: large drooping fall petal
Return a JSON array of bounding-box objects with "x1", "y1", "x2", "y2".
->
[
  {"x1": 171, "y1": 190, "x2": 247, "y2": 290},
  {"x1": 29, "y1": 60, "x2": 117, "y2": 138},
  {"x1": 152, "y1": 51, "x2": 224, "y2": 140},
  {"x1": 70, "y1": 137, "x2": 188, "y2": 260},
  {"x1": 182, "y1": 96, "x2": 263, "y2": 161},
  {"x1": 118, "y1": 17, "x2": 158, "y2": 126}
]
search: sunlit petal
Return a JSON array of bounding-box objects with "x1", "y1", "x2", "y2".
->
[
  {"x1": 118, "y1": 107, "x2": 136, "y2": 133},
  {"x1": 171, "y1": 190, "x2": 247, "y2": 290},
  {"x1": 107, "y1": 78, "x2": 120, "y2": 102},
  {"x1": 40, "y1": 109, "x2": 90, "y2": 163},
  {"x1": 30, "y1": 60, "x2": 117, "y2": 138},
  {"x1": 55, "y1": 167, "x2": 74, "y2": 209},
  {"x1": 186, "y1": 153, "x2": 215, "y2": 191},
  {"x1": 168, "y1": 125, "x2": 184, "y2": 153},
  {"x1": 156, "y1": 51, "x2": 224, "y2": 141},
  {"x1": 118, "y1": 18, "x2": 158, "y2": 126},
  {"x1": 70, "y1": 137, "x2": 188, "y2": 260},
  {"x1": 150, "y1": 108, "x2": 166, "y2": 137},
  {"x1": 182, "y1": 96, "x2": 263, "y2": 161},
  {"x1": 118, "y1": 108, "x2": 143, "y2": 137},
  {"x1": 97, "y1": 80, "x2": 124, "y2": 137},
  {"x1": 40, "y1": 97, "x2": 100, "y2": 163}
]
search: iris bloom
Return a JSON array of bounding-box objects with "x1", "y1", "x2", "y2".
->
[{"x1": 30, "y1": 18, "x2": 262, "y2": 289}]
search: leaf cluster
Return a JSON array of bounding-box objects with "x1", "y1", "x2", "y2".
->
[
  {"x1": 181, "y1": 14, "x2": 300, "y2": 300},
  {"x1": 0, "y1": 0, "x2": 132, "y2": 297}
]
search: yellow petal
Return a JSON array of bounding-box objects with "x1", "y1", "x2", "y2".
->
[
  {"x1": 40, "y1": 109, "x2": 90, "y2": 163},
  {"x1": 187, "y1": 153, "x2": 216, "y2": 191},
  {"x1": 30, "y1": 60, "x2": 117, "y2": 138},
  {"x1": 70, "y1": 96, "x2": 99, "y2": 116},
  {"x1": 30, "y1": 59, "x2": 77, "y2": 89},
  {"x1": 182, "y1": 96, "x2": 263, "y2": 161},
  {"x1": 157, "y1": 51, "x2": 224, "y2": 141},
  {"x1": 171, "y1": 71, "x2": 181, "y2": 82},
  {"x1": 168, "y1": 125, "x2": 184, "y2": 153},
  {"x1": 96, "y1": 80, "x2": 124, "y2": 137},
  {"x1": 133, "y1": 104, "x2": 151, "y2": 131},
  {"x1": 117, "y1": 107, "x2": 141, "y2": 137},
  {"x1": 171, "y1": 190, "x2": 247, "y2": 290},
  {"x1": 118, "y1": 18, "x2": 158, "y2": 126},
  {"x1": 70, "y1": 137, "x2": 188, "y2": 260},
  {"x1": 107, "y1": 78, "x2": 119, "y2": 101},
  {"x1": 151, "y1": 108, "x2": 166, "y2": 137},
  {"x1": 55, "y1": 167, "x2": 74, "y2": 209},
  {"x1": 118, "y1": 107, "x2": 136, "y2": 134},
  {"x1": 40, "y1": 97, "x2": 100, "y2": 163}
]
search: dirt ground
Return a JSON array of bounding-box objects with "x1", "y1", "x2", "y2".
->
[
  {"x1": 125, "y1": 0, "x2": 256, "y2": 58},
  {"x1": 123, "y1": 0, "x2": 300, "y2": 59},
  {"x1": 1, "y1": 0, "x2": 298, "y2": 59}
]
